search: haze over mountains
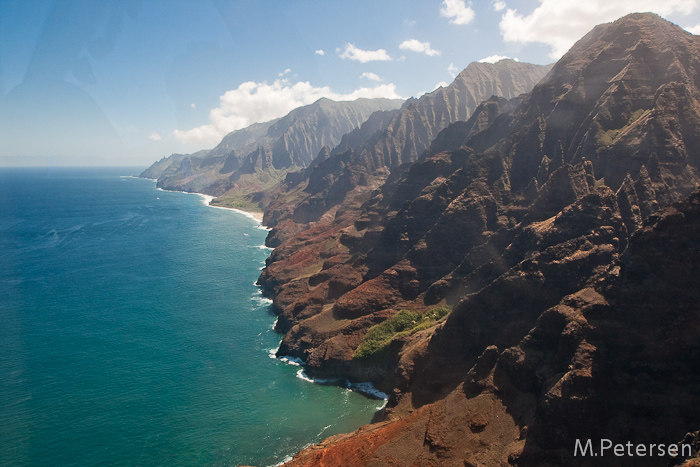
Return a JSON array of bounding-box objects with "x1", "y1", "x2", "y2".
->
[
  {"x1": 142, "y1": 12, "x2": 700, "y2": 466},
  {"x1": 141, "y1": 97, "x2": 403, "y2": 196},
  {"x1": 142, "y1": 59, "x2": 551, "y2": 211}
]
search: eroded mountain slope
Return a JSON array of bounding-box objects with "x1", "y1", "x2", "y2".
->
[{"x1": 258, "y1": 13, "x2": 700, "y2": 466}]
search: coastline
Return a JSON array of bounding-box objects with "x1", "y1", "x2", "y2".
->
[
  {"x1": 151, "y1": 183, "x2": 265, "y2": 224},
  {"x1": 197, "y1": 194, "x2": 265, "y2": 223},
  {"x1": 152, "y1": 180, "x2": 385, "y2": 400},
  {"x1": 147, "y1": 176, "x2": 389, "y2": 464}
]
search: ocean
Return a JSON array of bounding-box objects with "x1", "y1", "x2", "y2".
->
[{"x1": 0, "y1": 167, "x2": 382, "y2": 467}]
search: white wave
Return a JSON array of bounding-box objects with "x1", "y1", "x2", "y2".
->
[
  {"x1": 280, "y1": 356, "x2": 304, "y2": 367},
  {"x1": 271, "y1": 316, "x2": 279, "y2": 330},
  {"x1": 250, "y1": 286, "x2": 273, "y2": 305},
  {"x1": 293, "y1": 371, "x2": 390, "y2": 400},
  {"x1": 251, "y1": 294, "x2": 273, "y2": 308},
  {"x1": 253, "y1": 298, "x2": 272, "y2": 308},
  {"x1": 349, "y1": 382, "x2": 389, "y2": 400},
  {"x1": 257, "y1": 244, "x2": 274, "y2": 250},
  {"x1": 269, "y1": 454, "x2": 294, "y2": 467},
  {"x1": 198, "y1": 194, "x2": 214, "y2": 206},
  {"x1": 317, "y1": 424, "x2": 333, "y2": 437},
  {"x1": 207, "y1": 203, "x2": 264, "y2": 224},
  {"x1": 153, "y1": 188, "x2": 211, "y2": 207},
  {"x1": 268, "y1": 344, "x2": 281, "y2": 359},
  {"x1": 296, "y1": 368, "x2": 315, "y2": 382},
  {"x1": 153, "y1": 186, "x2": 273, "y2": 231},
  {"x1": 295, "y1": 369, "x2": 344, "y2": 385},
  {"x1": 285, "y1": 361, "x2": 391, "y2": 401}
]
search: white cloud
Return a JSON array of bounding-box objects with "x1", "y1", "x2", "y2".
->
[
  {"x1": 338, "y1": 43, "x2": 392, "y2": 63},
  {"x1": 399, "y1": 39, "x2": 441, "y2": 56},
  {"x1": 440, "y1": 0, "x2": 476, "y2": 25},
  {"x1": 685, "y1": 23, "x2": 700, "y2": 34},
  {"x1": 190, "y1": 103, "x2": 195, "y2": 109},
  {"x1": 315, "y1": 49, "x2": 325, "y2": 56},
  {"x1": 500, "y1": 0, "x2": 699, "y2": 59},
  {"x1": 405, "y1": 19, "x2": 417, "y2": 26},
  {"x1": 360, "y1": 72, "x2": 383, "y2": 82},
  {"x1": 448, "y1": 63, "x2": 459, "y2": 78},
  {"x1": 278, "y1": 68, "x2": 291, "y2": 77},
  {"x1": 478, "y1": 54, "x2": 518, "y2": 63},
  {"x1": 434, "y1": 81, "x2": 449, "y2": 90},
  {"x1": 173, "y1": 79, "x2": 403, "y2": 144},
  {"x1": 147, "y1": 131, "x2": 162, "y2": 141},
  {"x1": 493, "y1": 1, "x2": 506, "y2": 11}
]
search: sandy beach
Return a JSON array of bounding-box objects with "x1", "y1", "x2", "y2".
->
[
  {"x1": 197, "y1": 194, "x2": 265, "y2": 223},
  {"x1": 155, "y1": 187, "x2": 266, "y2": 224}
]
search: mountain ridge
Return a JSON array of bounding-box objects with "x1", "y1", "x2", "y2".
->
[
  {"x1": 140, "y1": 97, "x2": 403, "y2": 199},
  {"x1": 262, "y1": 59, "x2": 552, "y2": 244},
  {"x1": 255, "y1": 13, "x2": 700, "y2": 466}
]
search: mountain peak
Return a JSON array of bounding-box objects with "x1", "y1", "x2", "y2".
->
[{"x1": 557, "y1": 12, "x2": 697, "y2": 77}]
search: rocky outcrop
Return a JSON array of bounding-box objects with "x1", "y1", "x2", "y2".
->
[{"x1": 254, "y1": 13, "x2": 700, "y2": 466}]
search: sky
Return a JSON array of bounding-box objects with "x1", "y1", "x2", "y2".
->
[{"x1": 1, "y1": 0, "x2": 700, "y2": 167}]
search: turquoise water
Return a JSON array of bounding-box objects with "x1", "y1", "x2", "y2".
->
[{"x1": 0, "y1": 167, "x2": 381, "y2": 467}]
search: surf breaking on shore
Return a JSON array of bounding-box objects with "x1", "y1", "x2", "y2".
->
[
  {"x1": 153, "y1": 184, "x2": 267, "y2": 225},
  {"x1": 198, "y1": 194, "x2": 265, "y2": 223}
]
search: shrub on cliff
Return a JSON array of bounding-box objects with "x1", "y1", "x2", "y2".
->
[{"x1": 353, "y1": 306, "x2": 450, "y2": 361}]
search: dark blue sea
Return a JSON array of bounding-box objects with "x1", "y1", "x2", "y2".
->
[{"x1": 0, "y1": 167, "x2": 381, "y2": 466}]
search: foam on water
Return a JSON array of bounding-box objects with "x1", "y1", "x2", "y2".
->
[
  {"x1": 270, "y1": 455, "x2": 294, "y2": 467},
  {"x1": 291, "y1": 367, "x2": 390, "y2": 400},
  {"x1": 199, "y1": 194, "x2": 214, "y2": 206},
  {"x1": 153, "y1": 184, "x2": 268, "y2": 229},
  {"x1": 295, "y1": 368, "x2": 316, "y2": 382},
  {"x1": 268, "y1": 344, "x2": 281, "y2": 359},
  {"x1": 349, "y1": 382, "x2": 390, "y2": 401},
  {"x1": 280, "y1": 356, "x2": 304, "y2": 366},
  {"x1": 207, "y1": 203, "x2": 264, "y2": 224},
  {"x1": 251, "y1": 294, "x2": 273, "y2": 308}
]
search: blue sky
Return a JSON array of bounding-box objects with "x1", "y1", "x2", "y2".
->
[{"x1": 2, "y1": 0, "x2": 700, "y2": 166}]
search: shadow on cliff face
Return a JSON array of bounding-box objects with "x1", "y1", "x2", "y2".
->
[
  {"x1": 406, "y1": 188, "x2": 627, "y2": 405},
  {"x1": 405, "y1": 190, "x2": 700, "y2": 466}
]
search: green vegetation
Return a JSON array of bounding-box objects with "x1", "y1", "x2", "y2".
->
[
  {"x1": 210, "y1": 191, "x2": 262, "y2": 212},
  {"x1": 210, "y1": 168, "x2": 291, "y2": 211},
  {"x1": 353, "y1": 306, "x2": 451, "y2": 361},
  {"x1": 598, "y1": 108, "x2": 650, "y2": 145}
]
